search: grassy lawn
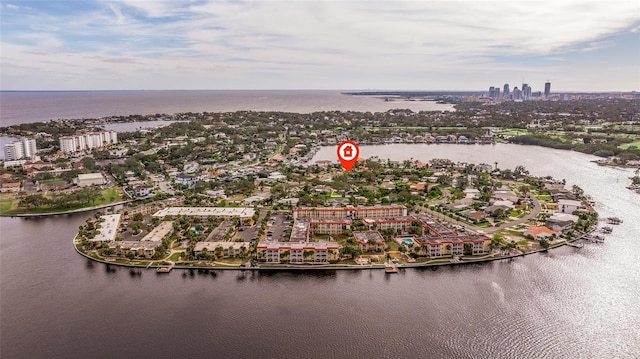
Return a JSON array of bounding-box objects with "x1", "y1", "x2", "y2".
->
[
  {"x1": 168, "y1": 252, "x2": 183, "y2": 261},
  {"x1": 1, "y1": 187, "x2": 125, "y2": 215},
  {"x1": 506, "y1": 230, "x2": 524, "y2": 237},
  {"x1": 0, "y1": 200, "x2": 12, "y2": 212},
  {"x1": 619, "y1": 140, "x2": 640, "y2": 150}
]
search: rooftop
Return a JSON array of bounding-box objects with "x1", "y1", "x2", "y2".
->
[
  {"x1": 91, "y1": 214, "x2": 121, "y2": 242},
  {"x1": 141, "y1": 221, "x2": 173, "y2": 242},
  {"x1": 153, "y1": 207, "x2": 255, "y2": 218}
]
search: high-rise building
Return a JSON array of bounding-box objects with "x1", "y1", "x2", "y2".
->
[
  {"x1": 59, "y1": 131, "x2": 118, "y2": 153},
  {"x1": 512, "y1": 87, "x2": 522, "y2": 101},
  {"x1": 503, "y1": 84, "x2": 510, "y2": 96},
  {"x1": 522, "y1": 84, "x2": 532, "y2": 101},
  {"x1": 544, "y1": 82, "x2": 551, "y2": 97},
  {"x1": 3, "y1": 138, "x2": 37, "y2": 161},
  {"x1": 493, "y1": 87, "x2": 500, "y2": 100},
  {"x1": 489, "y1": 86, "x2": 495, "y2": 98}
]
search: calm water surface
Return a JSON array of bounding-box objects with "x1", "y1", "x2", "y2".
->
[
  {"x1": 0, "y1": 91, "x2": 454, "y2": 125},
  {"x1": 2, "y1": 144, "x2": 639, "y2": 358}
]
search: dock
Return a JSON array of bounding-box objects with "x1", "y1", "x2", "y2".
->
[
  {"x1": 384, "y1": 262, "x2": 398, "y2": 273},
  {"x1": 156, "y1": 264, "x2": 174, "y2": 273}
]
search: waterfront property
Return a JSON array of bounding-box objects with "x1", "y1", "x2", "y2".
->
[
  {"x1": 141, "y1": 221, "x2": 173, "y2": 242},
  {"x1": 194, "y1": 241, "x2": 248, "y2": 258},
  {"x1": 353, "y1": 231, "x2": 385, "y2": 251},
  {"x1": 257, "y1": 241, "x2": 340, "y2": 263},
  {"x1": 108, "y1": 240, "x2": 158, "y2": 258},
  {"x1": 91, "y1": 214, "x2": 121, "y2": 242},
  {"x1": 557, "y1": 199, "x2": 584, "y2": 214},
  {"x1": 525, "y1": 226, "x2": 558, "y2": 240}
]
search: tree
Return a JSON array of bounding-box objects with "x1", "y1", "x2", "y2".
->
[
  {"x1": 539, "y1": 239, "x2": 550, "y2": 249},
  {"x1": 130, "y1": 221, "x2": 142, "y2": 235},
  {"x1": 463, "y1": 243, "x2": 473, "y2": 256}
]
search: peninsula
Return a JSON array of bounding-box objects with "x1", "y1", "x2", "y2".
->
[{"x1": 0, "y1": 102, "x2": 628, "y2": 271}]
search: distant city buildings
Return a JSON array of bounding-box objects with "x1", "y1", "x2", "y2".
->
[
  {"x1": 545, "y1": 82, "x2": 551, "y2": 97},
  {"x1": 59, "y1": 130, "x2": 118, "y2": 153},
  {"x1": 485, "y1": 81, "x2": 550, "y2": 102},
  {"x1": 4, "y1": 138, "x2": 37, "y2": 160}
]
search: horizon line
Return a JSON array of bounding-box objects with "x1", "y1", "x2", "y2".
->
[{"x1": 1, "y1": 89, "x2": 638, "y2": 94}]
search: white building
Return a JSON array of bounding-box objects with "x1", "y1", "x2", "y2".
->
[
  {"x1": 557, "y1": 199, "x2": 583, "y2": 214},
  {"x1": 76, "y1": 172, "x2": 107, "y2": 187},
  {"x1": 59, "y1": 131, "x2": 118, "y2": 153},
  {"x1": 4, "y1": 138, "x2": 37, "y2": 160}
]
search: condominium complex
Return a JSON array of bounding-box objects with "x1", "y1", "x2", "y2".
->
[
  {"x1": 4, "y1": 138, "x2": 37, "y2": 160},
  {"x1": 293, "y1": 205, "x2": 407, "y2": 220},
  {"x1": 59, "y1": 131, "x2": 118, "y2": 153},
  {"x1": 257, "y1": 241, "x2": 340, "y2": 263}
]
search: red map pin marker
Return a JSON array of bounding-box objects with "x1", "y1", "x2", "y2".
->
[{"x1": 337, "y1": 140, "x2": 360, "y2": 172}]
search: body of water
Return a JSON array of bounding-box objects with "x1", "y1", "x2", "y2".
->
[
  {"x1": 2, "y1": 143, "x2": 639, "y2": 358},
  {"x1": 0, "y1": 90, "x2": 454, "y2": 126}
]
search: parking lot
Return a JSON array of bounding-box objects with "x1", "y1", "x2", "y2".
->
[{"x1": 266, "y1": 213, "x2": 292, "y2": 241}]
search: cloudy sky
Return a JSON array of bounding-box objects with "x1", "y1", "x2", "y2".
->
[{"x1": 1, "y1": 1, "x2": 639, "y2": 91}]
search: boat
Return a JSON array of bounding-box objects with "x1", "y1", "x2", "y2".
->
[
  {"x1": 606, "y1": 217, "x2": 623, "y2": 225},
  {"x1": 600, "y1": 226, "x2": 613, "y2": 234},
  {"x1": 567, "y1": 242, "x2": 583, "y2": 248}
]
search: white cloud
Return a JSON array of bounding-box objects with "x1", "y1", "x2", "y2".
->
[
  {"x1": 1, "y1": 0, "x2": 639, "y2": 90},
  {"x1": 108, "y1": 4, "x2": 126, "y2": 24}
]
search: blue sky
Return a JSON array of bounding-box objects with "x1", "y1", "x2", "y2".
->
[{"x1": 1, "y1": 0, "x2": 639, "y2": 91}]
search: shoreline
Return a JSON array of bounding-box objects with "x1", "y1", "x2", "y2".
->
[
  {"x1": 73, "y1": 232, "x2": 592, "y2": 273},
  {"x1": 0, "y1": 200, "x2": 132, "y2": 218}
]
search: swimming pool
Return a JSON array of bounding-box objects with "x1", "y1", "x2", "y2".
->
[{"x1": 403, "y1": 238, "x2": 414, "y2": 245}]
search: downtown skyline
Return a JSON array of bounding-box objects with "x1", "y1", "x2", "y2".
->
[{"x1": 1, "y1": 0, "x2": 639, "y2": 92}]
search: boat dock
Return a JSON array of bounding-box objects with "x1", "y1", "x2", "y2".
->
[
  {"x1": 385, "y1": 262, "x2": 398, "y2": 273},
  {"x1": 156, "y1": 264, "x2": 174, "y2": 273}
]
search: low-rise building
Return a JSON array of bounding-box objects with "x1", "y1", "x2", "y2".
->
[
  {"x1": 133, "y1": 185, "x2": 154, "y2": 198},
  {"x1": 293, "y1": 205, "x2": 407, "y2": 220},
  {"x1": 108, "y1": 241, "x2": 157, "y2": 258},
  {"x1": 525, "y1": 226, "x2": 558, "y2": 240},
  {"x1": 194, "y1": 241, "x2": 248, "y2": 258},
  {"x1": 152, "y1": 207, "x2": 255, "y2": 220},
  {"x1": 353, "y1": 231, "x2": 385, "y2": 251},
  {"x1": 557, "y1": 199, "x2": 584, "y2": 214},
  {"x1": 256, "y1": 241, "x2": 340, "y2": 263},
  {"x1": 91, "y1": 214, "x2": 121, "y2": 242},
  {"x1": 141, "y1": 221, "x2": 173, "y2": 242},
  {"x1": 76, "y1": 172, "x2": 106, "y2": 187},
  {"x1": 0, "y1": 181, "x2": 21, "y2": 193}
]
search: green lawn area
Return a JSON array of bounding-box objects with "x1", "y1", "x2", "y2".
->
[
  {"x1": 619, "y1": 140, "x2": 640, "y2": 150},
  {"x1": 168, "y1": 252, "x2": 183, "y2": 261},
  {"x1": 1, "y1": 187, "x2": 125, "y2": 215},
  {"x1": 0, "y1": 200, "x2": 12, "y2": 212},
  {"x1": 506, "y1": 230, "x2": 524, "y2": 237},
  {"x1": 386, "y1": 241, "x2": 400, "y2": 251},
  {"x1": 40, "y1": 177, "x2": 65, "y2": 183}
]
